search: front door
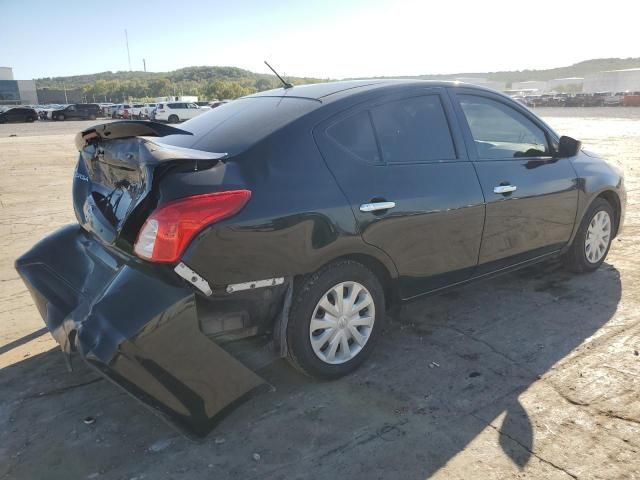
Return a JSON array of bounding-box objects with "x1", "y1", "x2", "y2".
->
[
  {"x1": 450, "y1": 89, "x2": 578, "y2": 273},
  {"x1": 315, "y1": 88, "x2": 486, "y2": 299}
]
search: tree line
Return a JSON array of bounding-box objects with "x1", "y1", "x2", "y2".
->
[{"x1": 36, "y1": 66, "x2": 327, "y2": 102}]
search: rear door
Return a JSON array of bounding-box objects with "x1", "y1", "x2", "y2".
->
[
  {"x1": 315, "y1": 88, "x2": 485, "y2": 299},
  {"x1": 449, "y1": 88, "x2": 578, "y2": 272}
]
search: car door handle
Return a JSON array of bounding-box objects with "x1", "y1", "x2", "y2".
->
[
  {"x1": 360, "y1": 201, "x2": 396, "y2": 212},
  {"x1": 493, "y1": 185, "x2": 517, "y2": 194}
]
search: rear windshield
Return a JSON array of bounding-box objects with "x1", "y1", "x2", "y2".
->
[{"x1": 158, "y1": 96, "x2": 319, "y2": 155}]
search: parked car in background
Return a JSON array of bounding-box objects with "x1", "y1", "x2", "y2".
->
[
  {"x1": 604, "y1": 92, "x2": 626, "y2": 106},
  {"x1": 51, "y1": 104, "x2": 101, "y2": 121},
  {"x1": 129, "y1": 103, "x2": 146, "y2": 119},
  {"x1": 99, "y1": 103, "x2": 114, "y2": 116},
  {"x1": 16, "y1": 80, "x2": 626, "y2": 437},
  {"x1": 115, "y1": 104, "x2": 134, "y2": 119},
  {"x1": 136, "y1": 103, "x2": 157, "y2": 119},
  {"x1": 106, "y1": 104, "x2": 121, "y2": 118},
  {"x1": 0, "y1": 106, "x2": 38, "y2": 123},
  {"x1": 623, "y1": 92, "x2": 640, "y2": 107},
  {"x1": 154, "y1": 102, "x2": 206, "y2": 123}
]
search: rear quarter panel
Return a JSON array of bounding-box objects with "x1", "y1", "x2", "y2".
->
[{"x1": 179, "y1": 122, "x2": 399, "y2": 288}]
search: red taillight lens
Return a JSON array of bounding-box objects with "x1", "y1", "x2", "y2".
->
[{"x1": 134, "y1": 190, "x2": 251, "y2": 263}]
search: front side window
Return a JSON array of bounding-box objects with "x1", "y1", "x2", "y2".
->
[
  {"x1": 326, "y1": 110, "x2": 380, "y2": 164},
  {"x1": 458, "y1": 95, "x2": 549, "y2": 159},
  {"x1": 370, "y1": 95, "x2": 456, "y2": 163}
]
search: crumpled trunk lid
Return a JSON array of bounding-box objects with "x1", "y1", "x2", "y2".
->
[{"x1": 72, "y1": 121, "x2": 225, "y2": 246}]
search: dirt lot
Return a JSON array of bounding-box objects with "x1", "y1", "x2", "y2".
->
[{"x1": 1, "y1": 110, "x2": 639, "y2": 480}]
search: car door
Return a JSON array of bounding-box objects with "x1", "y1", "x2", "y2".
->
[
  {"x1": 315, "y1": 88, "x2": 486, "y2": 299},
  {"x1": 449, "y1": 88, "x2": 579, "y2": 273},
  {"x1": 66, "y1": 105, "x2": 78, "y2": 118}
]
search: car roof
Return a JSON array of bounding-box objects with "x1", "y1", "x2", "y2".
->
[{"x1": 248, "y1": 79, "x2": 498, "y2": 103}]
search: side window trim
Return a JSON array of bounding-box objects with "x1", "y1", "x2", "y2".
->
[{"x1": 448, "y1": 88, "x2": 555, "y2": 162}]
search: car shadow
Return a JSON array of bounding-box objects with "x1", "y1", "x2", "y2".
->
[{"x1": 0, "y1": 260, "x2": 622, "y2": 479}]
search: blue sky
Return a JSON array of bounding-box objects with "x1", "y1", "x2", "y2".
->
[{"x1": 1, "y1": 0, "x2": 639, "y2": 79}]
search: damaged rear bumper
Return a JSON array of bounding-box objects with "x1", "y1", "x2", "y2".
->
[{"x1": 15, "y1": 225, "x2": 267, "y2": 437}]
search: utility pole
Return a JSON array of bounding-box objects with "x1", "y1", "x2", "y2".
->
[
  {"x1": 125, "y1": 29, "x2": 132, "y2": 71},
  {"x1": 143, "y1": 58, "x2": 147, "y2": 72},
  {"x1": 63, "y1": 82, "x2": 68, "y2": 103}
]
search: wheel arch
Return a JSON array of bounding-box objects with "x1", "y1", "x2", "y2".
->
[
  {"x1": 595, "y1": 189, "x2": 622, "y2": 237},
  {"x1": 294, "y1": 252, "x2": 400, "y2": 311}
]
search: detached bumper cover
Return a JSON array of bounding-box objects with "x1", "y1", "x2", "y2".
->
[{"x1": 15, "y1": 225, "x2": 265, "y2": 437}]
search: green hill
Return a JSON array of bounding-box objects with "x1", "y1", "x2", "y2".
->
[
  {"x1": 410, "y1": 58, "x2": 640, "y2": 84},
  {"x1": 35, "y1": 58, "x2": 640, "y2": 101}
]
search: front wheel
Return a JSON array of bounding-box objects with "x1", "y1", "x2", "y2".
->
[
  {"x1": 57, "y1": 114, "x2": 65, "y2": 121},
  {"x1": 168, "y1": 114, "x2": 179, "y2": 124},
  {"x1": 286, "y1": 260, "x2": 385, "y2": 379},
  {"x1": 563, "y1": 198, "x2": 614, "y2": 273}
]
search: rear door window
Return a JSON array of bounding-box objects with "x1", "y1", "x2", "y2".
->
[
  {"x1": 370, "y1": 95, "x2": 456, "y2": 163},
  {"x1": 457, "y1": 94, "x2": 549, "y2": 159},
  {"x1": 326, "y1": 111, "x2": 380, "y2": 164}
]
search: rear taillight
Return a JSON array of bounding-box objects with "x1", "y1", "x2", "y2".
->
[{"x1": 134, "y1": 190, "x2": 251, "y2": 263}]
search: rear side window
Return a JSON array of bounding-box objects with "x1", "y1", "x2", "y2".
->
[
  {"x1": 370, "y1": 95, "x2": 456, "y2": 163},
  {"x1": 158, "y1": 97, "x2": 319, "y2": 155},
  {"x1": 458, "y1": 94, "x2": 549, "y2": 159},
  {"x1": 326, "y1": 111, "x2": 380, "y2": 164}
]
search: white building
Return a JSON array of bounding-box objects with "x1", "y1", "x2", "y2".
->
[
  {"x1": 453, "y1": 77, "x2": 506, "y2": 92},
  {"x1": 0, "y1": 67, "x2": 38, "y2": 105},
  {"x1": 547, "y1": 77, "x2": 584, "y2": 92},
  {"x1": 583, "y1": 68, "x2": 640, "y2": 93},
  {"x1": 511, "y1": 80, "x2": 548, "y2": 93},
  {"x1": 154, "y1": 95, "x2": 199, "y2": 103},
  {"x1": 0, "y1": 67, "x2": 14, "y2": 81}
]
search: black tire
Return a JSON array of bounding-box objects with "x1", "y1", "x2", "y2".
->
[
  {"x1": 563, "y1": 198, "x2": 615, "y2": 273},
  {"x1": 89, "y1": 114, "x2": 96, "y2": 120},
  {"x1": 57, "y1": 114, "x2": 65, "y2": 121},
  {"x1": 286, "y1": 260, "x2": 385, "y2": 379},
  {"x1": 168, "y1": 114, "x2": 179, "y2": 124}
]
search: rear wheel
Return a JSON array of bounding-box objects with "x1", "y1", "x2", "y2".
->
[
  {"x1": 563, "y1": 198, "x2": 614, "y2": 273},
  {"x1": 168, "y1": 114, "x2": 179, "y2": 123},
  {"x1": 89, "y1": 114, "x2": 96, "y2": 120},
  {"x1": 57, "y1": 114, "x2": 65, "y2": 121},
  {"x1": 286, "y1": 260, "x2": 384, "y2": 379}
]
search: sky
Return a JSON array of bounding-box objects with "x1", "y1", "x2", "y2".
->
[{"x1": 1, "y1": 0, "x2": 639, "y2": 80}]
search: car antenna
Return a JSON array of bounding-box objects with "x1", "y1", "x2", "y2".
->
[{"x1": 264, "y1": 61, "x2": 293, "y2": 89}]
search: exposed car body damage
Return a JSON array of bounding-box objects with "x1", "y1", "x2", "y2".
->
[{"x1": 15, "y1": 82, "x2": 626, "y2": 437}]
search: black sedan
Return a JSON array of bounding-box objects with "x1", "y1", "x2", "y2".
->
[
  {"x1": 0, "y1": 106, "x2": 38, "y2": 123},
  {"x1": 16, "y1": 80, "x2": 626, "y2": 436}
]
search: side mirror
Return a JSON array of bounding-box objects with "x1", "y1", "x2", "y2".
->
[{"x1": 557, "y1": 135, "x2": 581, "y2": 158}]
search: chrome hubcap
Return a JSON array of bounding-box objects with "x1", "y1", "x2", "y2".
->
[
  {"x1": 585, "y1": 210, "x2": 611, "y2": 264},
  {"x1": 309, "y1": 281, "x2": 375, "y2": 365}
]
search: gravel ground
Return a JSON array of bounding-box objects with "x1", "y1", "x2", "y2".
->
[{"x1": 0, "y1": 109, "x2": 639, "y2": 480}]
